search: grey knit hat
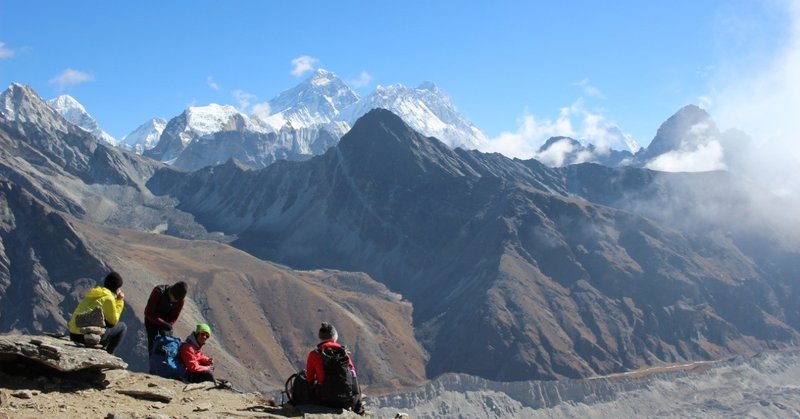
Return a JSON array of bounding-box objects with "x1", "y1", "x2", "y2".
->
[{"x1": 318, "y1": 322, "x2": 338, "y2": 341}]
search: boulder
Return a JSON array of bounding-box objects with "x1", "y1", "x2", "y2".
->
[{"x1": 0, "y1": 334, "x2": 127, "y2": 372}]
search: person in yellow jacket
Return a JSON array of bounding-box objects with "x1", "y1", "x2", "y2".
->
[{"x1": 68, "y1": 271, "x2": 127, "y2": 354}]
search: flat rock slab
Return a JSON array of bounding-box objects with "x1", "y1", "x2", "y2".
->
[
  {"x1": 0, "y1": 334, "x2": 127, "y2": 372},
  {"x1": 116, "y1": 388, "x2": 175, "y2": 403},
  {"x1": 183, "y1": 382, "x2": 216, "y2": 392}
]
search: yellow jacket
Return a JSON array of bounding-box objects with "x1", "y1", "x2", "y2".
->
[{"x1": 68, "y1": 286, "x2": 125, "y2": 334}]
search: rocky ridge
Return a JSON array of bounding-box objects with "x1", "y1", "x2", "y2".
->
[{"x1": 0, "y1": 334, "x2": 379, "y2": 419}]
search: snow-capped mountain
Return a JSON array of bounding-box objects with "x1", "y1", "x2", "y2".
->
[
  {"x1": 144, "y1": 104, "x2": 269, "y2": 163},
  {"x1": 258, "y1": 69, "x2": 487, "y2": 150},
  {"x1": 144, "y1": 69, "x2": 489, "y2": 170},
  {"x1": 119, "y1": 118, "x2": 167, "y2": 154},
  {"x1": 46, "y1": 95, "x2": 117, "y2": 146},
  {"x1": 339, "y1": 82, "x2": 487, "y2": 150},
  {"x1": 636, "y1": 105, "x2": 720, "y2": 163},
  {"x1": 258, "y1": 68, "x2": 359, "y2": 132},
  {"x1": 181, "y1": 103, "x2": 269, "y2": 139}
]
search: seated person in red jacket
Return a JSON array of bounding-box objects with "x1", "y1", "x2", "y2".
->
[
  {"x1": 144, "y1": 281, "x2": 187, "y2": 352},
  {"x1": 180, "y1": 323, "x2": 215, "y2": 383},
  {"x1": 305, "y1": 322, "x2": 363, "y2": 412}
]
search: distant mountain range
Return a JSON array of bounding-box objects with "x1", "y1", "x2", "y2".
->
[
  {"x1": 2, "y1": 82, "x2": 797, "y2": 394},
  {"x1": 47, "y1": 69, "x2": 488, "y2": 171},
  {"x1": 43, "y1": 69, "x2": 750, "y2": 175}
]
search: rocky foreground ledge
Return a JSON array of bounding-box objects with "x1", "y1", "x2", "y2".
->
[
  {"x1": 0, "y1": 334, "x2": 404, "y2": 418},
  {"x1": 0, "y1": 334, "x2": 128, "y2": 372}
]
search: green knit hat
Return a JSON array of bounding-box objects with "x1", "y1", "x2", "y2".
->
[{"x1": 196, "y1": 323, "x2": 212, "y2": 336}]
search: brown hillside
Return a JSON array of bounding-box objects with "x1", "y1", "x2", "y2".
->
[{"x1": 70, "y1": 219, "x2": 427, "y2": 394}]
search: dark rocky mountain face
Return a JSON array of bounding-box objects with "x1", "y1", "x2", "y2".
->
[
  {"x1": 0, "y1": 178, "x2": 108, "y2": 333},
  {"x1": 148, "y1": 108, "x2": 800, "y2": 382},
  {"x1": 1, "y1": 84, "x2": 98, "y2": 183},
  {"x1": 143, "y1": 110, "x2": 189, "y2": 162}
]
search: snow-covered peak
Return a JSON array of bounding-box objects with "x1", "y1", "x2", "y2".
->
[
  {"x1": 339, "y1": 82, "x2": 486, "y2": 150},
  {"x1": 309, "y1": 68, "x2": 337, "y2": 87},
  {"x1": 46, "y1": 94, "x2": 117, "y2": 146},
  {"x1": 183, "y1": 103, "x2": 268, "y2": 136},
  {"x1": 260, "y1": 68, "x2": 360, "y2": 130},
  {"x1": 119, "y1": 117, "x2": 166, "y2": 154},
  {"x1": 1, "y1": 83, "x2": 30, "y2": 119},
  {"x1": 185, "y1": 104, "x2": 241, "y2": 136},
  {"x1": 47, "y1": 95, "x2": 86, "y2": 114},
  {"x1": 1, "y1": 83, "x2": 68, "y2": 130}
]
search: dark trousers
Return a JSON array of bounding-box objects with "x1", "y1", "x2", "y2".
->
[
  {"x1": 69, "y1": 321, "x2": 127, "y2": 355},
  {"x1": 187, "y1": 370, "x2": 215, "y2": 383},
  {"x1": 145, "y1": 321, "x2": 168, "y2": 353},
  {"x1": 313, "y1": 382, "x2": 362, "y2": 410}
]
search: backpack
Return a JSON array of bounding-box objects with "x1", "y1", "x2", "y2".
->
[
  {"x1": 285, "y1": 370, "x2": 312, "y2": 406},
  {"x1": 317, "y1": 345, "x2": 355, "y2": 408},
  {"x1": 149, "y1": 333, "x2": 187, "y2": 380}
]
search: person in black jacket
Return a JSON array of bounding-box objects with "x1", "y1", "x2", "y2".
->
[{"x1": 144, "y1": 281, "x2": 188, "y2": 352}]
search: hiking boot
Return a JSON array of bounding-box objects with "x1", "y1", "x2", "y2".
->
[{"x1": 353, "y1": 400, "x2": 366, "y2": 415}]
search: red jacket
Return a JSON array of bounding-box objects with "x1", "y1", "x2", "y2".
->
[
  {"x1": 180, "y1": 333, "x2": 213, "y2": 373},
  {"x1": 306, "y1": 341, "x2": 356, "y2": 384}
]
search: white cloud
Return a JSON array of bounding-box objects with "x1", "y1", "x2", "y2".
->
[
  {"x1": 482, "y1": 100, "x2": 641, "y2": 159},
  {"x1": 645, "y1": 140, "x2": 727, "y2": 172},
  {"x1": 534, "y1": 138, "x2": 577, "y2": 167},
  {"x1": 698, "y1": 95, "x2": 713, "y2": 109},
  {"x1": 232, "y1": 89, "x2": 270, "y2": 119},
  {"x1": 207, "y1": 76, "x2": 219, "y2": 91},
  {"x1": 707, "y1": 0, "x2": 800, "y2": 198},
  {"x1": 251, "y1": 102, "x2": 271, "y2": 119},
  {"x1": 482, "y1": 108, "x2": 574, "y2": 159},
  {"x1": 350, "y1": 70, "x2": 373, "y2": 88},
  {"x1": 0, "y1": 42, "x2": 14, "y2": 59},
  {"x1": 49, "y1": 69, "x2": 93, "y2": 89},
  {"x1": 574, "y1": 78, "x2": 604, "y2": 98},
  {"x1": 291, "y1": 55, "x2": 317, "y2": 76},
  {"x1": 233, "y1": 89, "x2": 256, "y2": 112},
  {"x1": 580, "y1": 113, "x2": 614, "y2": 153}
]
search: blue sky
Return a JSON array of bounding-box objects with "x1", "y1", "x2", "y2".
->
[{"x1": 0, "y1": 0, "x2": 797, "y2": 154}]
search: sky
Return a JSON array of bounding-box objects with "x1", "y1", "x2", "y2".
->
[{"x1": 0, "y1": 0, "x2": 797, "y2": 158}]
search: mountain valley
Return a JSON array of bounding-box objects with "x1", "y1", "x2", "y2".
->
[{"x1": 0, "y1": 80, "x2": 798, "y2": 416}]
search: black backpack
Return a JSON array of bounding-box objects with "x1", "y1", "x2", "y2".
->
[
  {"x1": 285, "y1": 370, "x2": 312, "y2": 406},
  {"x1": 317, "y1": 345, "x2": 355, "y2": 408}
]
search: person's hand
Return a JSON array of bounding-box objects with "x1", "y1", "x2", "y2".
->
[
  {"x1": 163, "y1": 321, "x2": 173, "y2": 331},
  {"x1": 116, "y1": 289, "x2": 125, "y2": 300}
]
